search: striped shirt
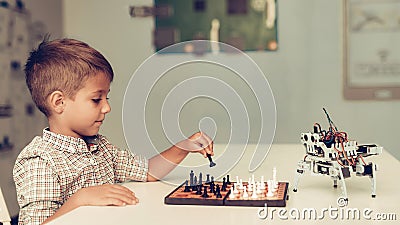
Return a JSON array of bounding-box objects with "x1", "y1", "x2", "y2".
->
[{"x1": 13, "y1": 128, "x2": 148, "y2": 225}]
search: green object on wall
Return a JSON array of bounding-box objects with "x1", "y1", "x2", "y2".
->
[{"x1": 154, "y1": 0, "x2": 278, "y2": 52}]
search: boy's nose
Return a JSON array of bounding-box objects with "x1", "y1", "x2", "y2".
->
[{"x1": 102, "y1": 101, "x2": 111, "y2": 114}]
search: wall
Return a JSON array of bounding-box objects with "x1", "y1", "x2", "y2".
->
[
  {"x1": 0, "y1": 0, "x2": 62, "y2": 217},
  {"x1": 63, "y1": 0, "x2": 399, "y2": 161}
]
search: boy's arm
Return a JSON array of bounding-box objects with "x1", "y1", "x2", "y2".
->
[
  {"x1": 14, "y1": 156, "x2": 138, "y2": 225},
  {"x1": 13, "y1": 157, "x2": 62, "y2": 225},
  {"x1": 147, "y1": 145, "x2": 189, "y2": 181},
  {"x1": 43, "y1": 184, "x2": 138, "y2": 224},
  {"x1": 147, "y1": 132, "x2": 213, "y2": 181}
]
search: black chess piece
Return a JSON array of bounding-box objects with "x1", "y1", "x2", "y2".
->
[
  {"x1": 215, "y1": 185, "x2": 222, "y2": 198},
  {"x1": 226, "y1": 175, "x2": 231, "y2": 184},
  {"x1": 221, "y1": 183, "x2": 227, "y2": 192},
  {"x1": 183, "y1": 180, "x2": 191, "y2": 192},
  {"x1": 192, "y1": 184, "x2": 198, "y2": 192},
  {"x1": 207, "y1": 154, "x2": 216, "y2": 167},
  {"x1": 198, "y1": 173, "x2": 203, "y2": 185},
  {"x1": 195, "y1": 185, "x2": 202, "y2": 195},
  {"x1": 206, "y1": 174, "x2": 210, "y2": 184},
  {"x1": 210, "y1": 182, "x2": 215, "y2": 194},
  {"x1": 201, "y1": 186, "x2": 209, "y2": 198},
  {"x1": 221, "y1": 178, "x2": 227, "y2": 191},
  {"x1": 190, "y1": 170, "x2": 194, "y2": 186}
]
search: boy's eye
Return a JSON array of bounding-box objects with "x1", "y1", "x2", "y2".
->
[{"x1": 92, "y1": 99, "x2": 101, "y2": 103}]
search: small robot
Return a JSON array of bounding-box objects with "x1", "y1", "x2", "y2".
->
[{"x1": 293, "y1": 108, "x2": 382, "y2": 202}]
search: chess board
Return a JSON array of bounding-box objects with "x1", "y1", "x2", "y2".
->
[
  {"x1": 164, "y1": 181, "x2": 289, "y2": 207},
  {"x1": 164, "y1": 182, "x2": 229, "y2": 206}
]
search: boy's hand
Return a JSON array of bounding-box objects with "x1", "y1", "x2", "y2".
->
[
  {"x1": 175, "y1": 132, "x2": 214, "y2": 158},
  {"x1": 147, "y1": 132, "x2": 214, "y2": 181},
  {"x1": 71, "y1": 184, "x2": 139, "y2": 207},
  {"x1": 42, "y1": 184, "x2": 138, "y2": 224}
]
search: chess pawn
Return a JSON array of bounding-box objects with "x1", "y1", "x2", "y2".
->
[
  {"x1": 251, "y1": 185, "x2": 258, "y2": 199},
  {"x1": 233, "y1": 183, "x2": 239, "y2": 194},
  {"x1": 229, "y1": 187, "x2": 236, "y2": 199},
  {"x1": 270, "y1": 181, "x2": 277, "y2": 192},
  {"x1": 221, "y1": 180, "x2": 227, "y2": 192},
  {"x1": 238, "y1": 179, "x2": 244, "y2": 190},
  {"x1": 210, "y1": 182, "x2": 215, "y2": 194},
  {"x1": 260, "y1": 181, "x2": 266, "y2": 190},
  {"x1": 248, "y1": 182, "x2": 252, "y2": 192},
  {"x1": 256, "y1": 183, "x2": 262, "y2": 195},
  {"x1": 183, "y1": 180, "x2": 191, "y2": 192},
  {"x1": 242, "y1": 186, "x2": 248, "y2": 199},
  {"x1": 201, "y1": 186, "x2": 209, "y2": 198},
  {"x1": 267, "y1": 188, "x2": 274, "y2": 197},
  {"x1": 215, "y1": 185, "x2": 222, "y2": 198},
  {"x1": 196, "y1": 185, "x2": 202, "y2": 195}
]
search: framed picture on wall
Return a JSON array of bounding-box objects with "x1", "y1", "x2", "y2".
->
[
  {"x1": 343, "y1": 0, "x2": 400, "y2": 100},
  {"x1": 152, "y1": 0, "x2": 278, "y2": 53}
]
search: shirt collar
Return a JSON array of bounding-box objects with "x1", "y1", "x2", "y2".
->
[{"x1": 42, "y1": 128, "x2": 99, "y2": 153}]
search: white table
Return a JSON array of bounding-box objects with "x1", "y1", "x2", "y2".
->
[{"x1": 48, "y1": 144, "x2": 399, "y2": 224}]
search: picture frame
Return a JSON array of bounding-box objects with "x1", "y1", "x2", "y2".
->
[{"x1": 343, "y1": 0, "x2": 400, "y2": 100}]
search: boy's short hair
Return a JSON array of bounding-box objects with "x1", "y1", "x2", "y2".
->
[{"x1": 25, "y1": 38, "x2": 114, "y2": 116}]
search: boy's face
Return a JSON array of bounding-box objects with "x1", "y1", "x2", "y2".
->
[{"x1": 61, "y1": 72, "x2": 111, "y2": 138}]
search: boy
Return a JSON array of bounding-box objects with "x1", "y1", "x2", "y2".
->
[{"x1": 13, "y1": 38, "x2": 214, "y2": 225}]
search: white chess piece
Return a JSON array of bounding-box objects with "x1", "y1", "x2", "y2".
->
[
  {"x1": 273, "y1": 167, "x2": 278, "y2": 189},
  {"x1": 242, "y1": 186, "x2": 248, "y2": 199},
  {"x1": 267, "y1": 180, "x2": 274, "y2": 197},
  {"x1": 251, "y1": 184, "x2": 258, "y2": 199},
  {"x1": 260, "y1": 181, "x2": 266, "y2": 190},
  {"x1": 268, "y1": 179, "x2": 276, "y2": 192},
  {"x1": 233, "y1": 183, "x2": 239, "y2": 194},
  {"x1": 239, "y1": 179, "x2": 243, "y2": 189},
  {"x1": 259, "y1": 178, "x2": 266, "y2": 190},
  {"x1": 248, "y1": 182, "x2": 252, "y2": 191},
  {"x1": 229, "y1": 187, "x2": 236, "y2": 199},
  {"x1": 256, "y1": 183, "x2": 262, "y2": 195}
]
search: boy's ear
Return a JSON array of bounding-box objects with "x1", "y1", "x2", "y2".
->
[{"x1": 48, "y1": 91, "x2": 66, "y2": 114}]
